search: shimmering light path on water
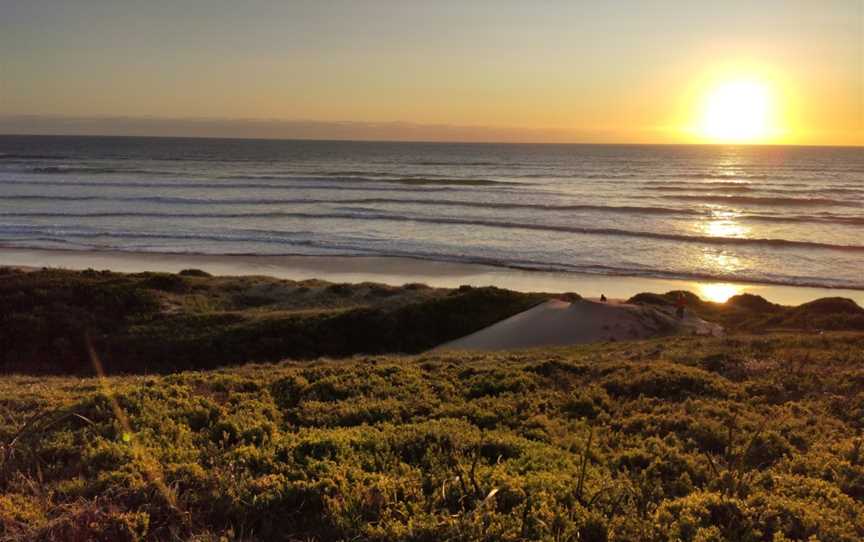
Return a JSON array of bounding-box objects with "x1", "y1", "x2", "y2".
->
[{"x1": 1, "y1": 136, "x2": 862, "y2": 291}]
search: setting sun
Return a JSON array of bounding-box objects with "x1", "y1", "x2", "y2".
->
[
  {"x1": 698, "y1": 283, "x2": 743, "y2": 303},
  {"x1": 699, "y1": 80, "x2": 775, "y2": 143}
]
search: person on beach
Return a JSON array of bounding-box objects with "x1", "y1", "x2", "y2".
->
[
  {"x1": 675, "y1": 293, "x2": 686, "y2": 319},
  {"x1": 600, "y1": 294, "x2": 607, "y2": 303}
]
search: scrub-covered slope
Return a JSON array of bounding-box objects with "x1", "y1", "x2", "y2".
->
[
  {"x1": 0, "y1": 268, "x2": 545, "y2": 374},
  {"x1": 2, "y1": 333, "x2": 864, "y2": 541}
]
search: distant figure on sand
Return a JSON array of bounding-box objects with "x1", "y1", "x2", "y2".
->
[
  {"x1": 675, "y1": 294, "x2": 686, "y2": 319},
  {"x1": 600, "y1": 294, "x2": 607, "y2": 303}
]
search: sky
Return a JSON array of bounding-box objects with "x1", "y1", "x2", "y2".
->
[{"x1": 1, "y1": 0, "x2": 861, "y2": 144}]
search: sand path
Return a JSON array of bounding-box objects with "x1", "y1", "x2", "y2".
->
[{"x1": 435, "y1": 298, "x2": 722, "y2": 351}]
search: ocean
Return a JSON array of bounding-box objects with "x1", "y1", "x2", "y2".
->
[{"x1": 0, "y1": 135, "x2": 862, "y2": 290}]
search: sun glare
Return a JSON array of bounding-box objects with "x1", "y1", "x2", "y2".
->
[
  {"x1": 700, "y1": 80, "x2": 773, "y2": 143},
  {"x1": 702, "y1": 219, "x2": 748, "y2": 238},
  {"x1": 698, "y1": 283, "x2": 742, "y2": 303}
]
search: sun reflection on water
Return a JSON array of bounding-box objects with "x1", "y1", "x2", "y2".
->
[
  {"x1": 701, "y1": 250, "x2": 744, "y2": 273},
  {"x1": 704, "y1": 220, "x2": 748, "y2": 238},
  {"x1": 699, "y1": 209, "x2": 749, "y2": 238}
]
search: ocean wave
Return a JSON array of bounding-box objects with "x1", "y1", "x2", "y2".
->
[
  {"x1": 0, "y1": 224, "x2": 314, "y2": 244},
  {"x1": 5, "y1": 194, "x2": 863, "y2": 226},
  {"x1": 0, "y1": 153, "x2": 69, "y2": 160},
  {"x1": 0, "y1": 194, "x2": 701, "y2": 215},
  {"x1": 23, "y1": 165, "x2": 517, "y2": 186},
  {"x1": 21, "y1": 166, "x2": 815, "y2": 189},
  {"x1": 514, "y1": 172, "x2": 803, "y2": 181},
  {"x1": 661, "y1": 172, "x2": 795, "y2": 181},
  {"x1": 3, "y1": 210, "x2": 862, "y2": 252},
  {"x1": 0, "y1": 179, "x2": 475, "y2": 194},
  {"x1": 0, "y1": 195, "x2": 335, "y2": 206},
  {"x1": 14, "y1": 163, "x2": 831, "y2": 188},
  {"x1": 742, "y1": 213, "x2": 864, "y2": 226},
  {"x1": 408, "y1": 161, "x2": 504, "y2": 166},
  {"x1": 340, "y1": 199, "x2": 701, "y2": 215},
  {"x1": 645, "y1": 184, "x2": 757, "y2": 193},
  {"x1": 301, "y1": 170, "x2": 450, "y2": 178},
  {"x1": 644, "y1": 183, "x2": 864, "y2": 197},
  {"x1": 218, "y1": 174, "x2": 519, "y2": 186},
  {"x1": 31, "y1": 166, "x2": 181, "y2": 176},
  {"x1": 661, "y1": 194, "x2": 860, "y2": 207}
]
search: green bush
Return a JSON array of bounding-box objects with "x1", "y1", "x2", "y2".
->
[
  {"x1": 0, "y1": 269, "x2": 543, "y2": 374},
  {"x1": 2, "y1": 270, "x2": 864, "y2": 541},
  {"x1": 2, "y1": 333, "x2": 861, "y2": 540},
  {"x1": 602, "y1": 363, "x2": 733, "y2": 401},
  {"x1": 178, "y1": 269, "x2": 211, "y2": 277}
]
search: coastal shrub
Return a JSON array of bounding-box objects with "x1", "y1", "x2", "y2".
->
[
  {"x1": 742, "y1": 430, "x2": 793, "y2": 469},
  {"x1": 402, "y1": 282, "x2": 430, "y2": 290},
  {"x1": 558, "y1": 291, "x2": 583, "y2": 302},
  {"x1": 5, "y1": 268, "x2": 863, "y2": 375},
  {"x1": 726, "y1": 293, "x2": 778, "y2": 312},
  {"x1": 327, "y1": 282, "x2": 356, "y2": 296},
  {"x1": 627, "y1": 292, "x2": 672, "y2": 306},
  {"x1": 0, "y1": 269, "x2": 543, "y2": 373},
  {"x1": 2, "y1": 333, "x2": 864, "y2": 540},
  {"x1": 0, "y1": 494, "x2": 46, "y2": 536},
  {"x1": 652, "y1": 492, "x2": 751, "y2": 541},
  {"x1": 140, "y1": 273, "x2": 189, "y2": 293},
  {"x1": 697, "y1": 353, "x2": 748, "y2": 381},
  {"x1": 366, "y1": 283, "x2": 399, "y2": 297},
  {"x1": 43, "y1": 508, "x2": 150, "y2": 542},
  {"x1": 527, "y1": 358, "x2": 591, "y2": 379},
  {"x1": 231, "y1": 293, "x2": 275, "y2": 308},
  {"x1": 563, "y1": 386, "x2": 611, "y2": 419},
  {"x1": 601, "y1": 363, "x2": 733, "y2": 401},
  {"x1": 464, "y1": 368, "x2": 538, "y2": 398},
  {"x1": 746, "y1": 474, "x2": 864, "y2": 541},
  {"x1": 178, "y1": 268, "x2": 211, "y2": 277}
]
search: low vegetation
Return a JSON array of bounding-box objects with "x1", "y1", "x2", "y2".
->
[
  {"x1": 628, "y1": 290, "x2": 864, "y2": 332},
  {"x1": 0, "y1": 268, "x2": 547, "y2": 374},
  {"x1": 3, "y1": 268, "x2": 862, "y2": 376},
  {"x1": 2, "y1": 334, "x2": 864, "y2": 540},
  {"x1": 3, "y1": 268, "x2": 864, "y2": 540}
]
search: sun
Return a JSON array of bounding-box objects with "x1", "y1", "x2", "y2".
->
[
  {"x1": 700, "y1": 80, "x2": 773, "y2": 142},
  {"x1": 698, "y1": 283, "x2": 742, "y2": 303}
]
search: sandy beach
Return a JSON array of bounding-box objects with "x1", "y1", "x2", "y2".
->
[{"x1": 2, "y1": 246, "x2": 862, "y2": 306}]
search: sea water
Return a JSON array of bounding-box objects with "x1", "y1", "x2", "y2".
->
[{"x1": 0, "y1": 135, "x2": 861, "y2": 290}]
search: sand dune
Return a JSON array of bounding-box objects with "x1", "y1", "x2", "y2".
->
[{"x1": 435, "y1": 298, "x2": 722, "y2": 351}]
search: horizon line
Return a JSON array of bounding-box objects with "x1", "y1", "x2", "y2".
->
[
  {"x1": 2, "y1": 131, "x2": 862, "y2": 149},
  {"x1": 1, "y1": 114, "x2": 860, "y2": 148}
]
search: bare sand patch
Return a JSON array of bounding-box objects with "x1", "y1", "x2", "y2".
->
[{"x1": 435, "y1": 298, "x2": 722, "y2": 351}]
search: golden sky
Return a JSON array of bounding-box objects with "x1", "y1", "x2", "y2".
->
[{"x1": 1, "y1": 1, "x2": 861, "y2": 145}]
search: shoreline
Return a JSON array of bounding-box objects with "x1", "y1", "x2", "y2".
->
[{"x1": 2, "y1": 246, "x2": 862, "y2": 306}]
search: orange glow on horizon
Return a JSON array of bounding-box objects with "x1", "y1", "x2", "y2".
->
[
  {"x1": 675, "y1": 63, "x2": 799, "y2": 145},
  {"x1": 2, "y1": 3, "x2": 860, "y2": 146}
]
